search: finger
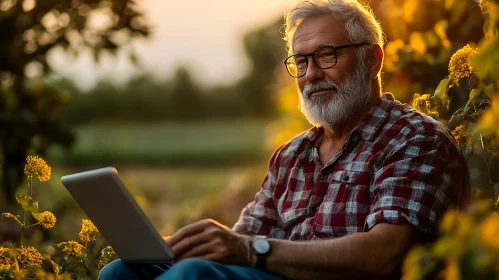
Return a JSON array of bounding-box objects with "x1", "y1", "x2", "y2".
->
[
  {"x1": 171, "y1": 227, "x2": 216, "y2": 258},
  {"x1": 177, "y1": 231, "x2": 247, "y2": 265},
  {"x1": 175, "y1": 239, "x2": 219, "y2": 261},
  {"x1": 167, "y1": 219, "x2": 212, "y2": 247}
]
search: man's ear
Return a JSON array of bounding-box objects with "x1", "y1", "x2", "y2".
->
[{"x1": 369, "y1": 44, "x2": 383, "y2": 79}]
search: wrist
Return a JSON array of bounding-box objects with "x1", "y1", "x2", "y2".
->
[
  {"x1": 244, "y1": 236, "x2": 261, "y2": 267},
  {"x1": 249, "y1": 238, "x2": 258, "y2": 267},
  {"x1": 251, "y1": 235, "x2": 271, "y2": 271}
]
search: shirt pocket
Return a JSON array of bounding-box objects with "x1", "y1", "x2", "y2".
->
[
  {"x1": 278, "y1": 167, "x2": 313, "y2": 226},
  {"x1": 329, "y1": 170, "x2": 371, "y2": 213},
  {"x1": 314, "y1": 170, "x2": 371, "y2": 237}
]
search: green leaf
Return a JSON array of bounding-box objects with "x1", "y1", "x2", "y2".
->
[
  {"x1": 1, "y1": 213, "x2": 23, "y2": 227},
  {"x1": 99, "y1": 246, "x2": 116, "y2": 269},
  {"x1": 44, "y1": 254, "x2": 60, "y2": 277},
  {"x1": 434, "y1": 77, "x2": 452, "y2": 107},
  {"x1": 15, "y1": 194, "x2": 38, "y2": 213},
  {"x1": 467, "y1": 90, "x2": 489, "y2": 109},
  {"x1": 469, "y1": 89, "x2": 481, "y2": 99},
  {"x1": 471, "y1": 36, "x2": 499, "y2": 80}
]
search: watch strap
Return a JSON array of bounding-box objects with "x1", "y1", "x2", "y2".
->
[
  {"x1": 255, "y1": 252, "x2": 267, "y2": 271},
  {"x1": 252, "y1": 236, "x2": 270, "y2": 271}
]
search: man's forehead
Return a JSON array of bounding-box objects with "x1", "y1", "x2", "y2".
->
[{"x1": 291, "y1": 15, "x2": 348, "y2": 54}]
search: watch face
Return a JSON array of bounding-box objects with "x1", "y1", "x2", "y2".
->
[{"x1": 253, "y1": 238, "x2": 270, "y2": 254}]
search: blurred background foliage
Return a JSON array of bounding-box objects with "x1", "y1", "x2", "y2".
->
[
  {"x1": 1, "y1": 0, "x2": 499, "y2": 278},
  {"x1": 0, "y1": 0, "x2": 150, "y2": 202}
]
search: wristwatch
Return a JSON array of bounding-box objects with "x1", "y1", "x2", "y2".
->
[{"x1": 252, "y1": 235, "x2": 270, "y2": 271}]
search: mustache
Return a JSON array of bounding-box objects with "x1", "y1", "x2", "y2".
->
[{"x1": 302, "y1": 80, "x2": 340, "y2": 98}]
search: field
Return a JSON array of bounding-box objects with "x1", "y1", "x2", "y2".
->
[
  {"x1": 34, "y1": 120, "x2": 273, "y2": 239},
  {"x1": 48, "y1": 120, "x2": 271, "y2": 165}
]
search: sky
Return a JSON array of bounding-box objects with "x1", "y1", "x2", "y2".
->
[{"x1": 49, "y1": 0, "x2": 299, "y2": 90}]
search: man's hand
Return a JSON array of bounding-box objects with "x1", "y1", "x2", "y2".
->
[{"x1": 165, "y1": 219, "x2": 250, "y2": 265}]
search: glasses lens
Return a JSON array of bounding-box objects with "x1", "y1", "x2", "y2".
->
[
  {"x1": 314, "y1": 47, "x2": 336, "y2": 68},
  {"x1": 285, "y1": 59, "x2": 298, "y2": 77},
  {"x1": 286, "y1": 55, "x2": 307, "y2": 77}
]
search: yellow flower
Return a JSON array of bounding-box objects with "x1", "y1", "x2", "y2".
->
[
  {"x1": 0, "y1": 263, "x2": 13, "y2": 271},
  {"x1": 24, "y1": 156, "x2": 51, "y2": 182},
  {"x1": 479, "y1": 213, "x2": 499, "y2": 251},
  {"x1": 32, "y1": 211, "x2": 56, "y2": 229},
  {"x1": 412, "y1": 93, "x2": 440, "y2": 119},
  {"x1": 452, "y1": 125, "x2": 472, "y2": 147},
  {"x1": 57, "y1": 240, "x2": 85, "y2": 260},
  {"x1": 0, "y1": 248, "x2": 15, "y2": 269},
  {"x1": 16, "y1": 246, "x2": 43, "y2": 269},
  {"x1": 448, "y1": 44, "x2": 478, "y2": 85},
  {"x1": 79, "y1": 219, "x2": 99, "y2": 243}
]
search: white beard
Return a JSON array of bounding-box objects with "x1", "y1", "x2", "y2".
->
[{"x1": 299, "y1": 63, "x2": 372, "y2": 128}]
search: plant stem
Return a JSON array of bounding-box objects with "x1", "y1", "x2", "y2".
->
[
  {"x1": 24, "y1": 222, "x2": 40, "y2": 229},
  {"x1": 20, "y1": 177, "x2": 33, "y2": 246},
  {"x1": 88, "y1": 258, "x2": 101, "y2": 267},
  {"x1": 84, "y1": 241, "x2": 88, "y2": 278},
  {"x1": 480, "y1": 134, "x2": 495, "y2": 200},
  {"x1": 28, "y1": 177, "x2": 32, "y2": 197},
  {"x1": 21, "y1": 210, "x2": 26, "y2": 246}
]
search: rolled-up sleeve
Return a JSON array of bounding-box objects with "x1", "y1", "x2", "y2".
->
[{"x1": 365, "y1": 129, "x2": 470, "y2": 237}]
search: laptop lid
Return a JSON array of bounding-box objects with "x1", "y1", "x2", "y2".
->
[{"x1": 61, "y1": 167, "x2": 174, "y2": 263}]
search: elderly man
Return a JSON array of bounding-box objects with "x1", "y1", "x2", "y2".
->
[{"x1": 99, "y1": 0, "x2": 470, "y2": 279}]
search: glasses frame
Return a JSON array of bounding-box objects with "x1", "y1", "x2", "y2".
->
[{"x1": 283, "y1": 43, "x2": 371, "y2": 78}]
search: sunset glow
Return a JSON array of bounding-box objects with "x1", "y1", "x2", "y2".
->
[{"x1": 50, "y1": 0, "x2": 299, "y2": 89}]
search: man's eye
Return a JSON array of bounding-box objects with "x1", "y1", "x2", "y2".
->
[
  {"x1": 323, "y1": 52, "x2": 335, "y2": 58},
  {"x1": 319, "y1": 51, "x2": 336, "y2": 59},
  {"x1": 316, "y1": 50, "x2": 336, "y2": 66},
  {"x1": 295, "y1": 57, "x2": 307, "y2": 66}
]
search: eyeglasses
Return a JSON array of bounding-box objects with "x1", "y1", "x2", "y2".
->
[{"x1": 284, "y1": 43, "x2": 371, "y2": 78}]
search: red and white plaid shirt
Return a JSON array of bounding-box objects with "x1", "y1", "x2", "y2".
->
[{"x1": 233, "y1": 93, "x2": 470, "y2": 240}]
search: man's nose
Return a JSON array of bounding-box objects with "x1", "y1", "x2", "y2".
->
[{"x1": 304, "y1": 57, "x2": 325, "y2": 82}]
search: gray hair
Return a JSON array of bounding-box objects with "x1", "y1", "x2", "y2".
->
[
  {"x1": 284, "y1": 0, "x2": 383, "y2": 52},
  {"x1": 284, "y1": 0, "x2": 384, "y2": 87}
]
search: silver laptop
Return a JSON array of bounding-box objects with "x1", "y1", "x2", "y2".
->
[{"x1": 61, "y1": 167, "x2": 174, "y2": 263}]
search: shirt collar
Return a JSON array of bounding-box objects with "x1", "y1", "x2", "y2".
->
[
  {"x1": 293, "y1": 93, "x2": 396, "y2": 154},
  {"x1": 293, "y1": 126, "x2": 323, "y2": 155},
  {"x1": 353, "y1": 93, "x2": 396, "y2": 141}
]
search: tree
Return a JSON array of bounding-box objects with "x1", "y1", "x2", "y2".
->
[
  {"x1": 168, "y1": 67, "x2": 203, "y2": 120},
  {"x1": 0, "y1": 0, "x2": 150, "y2": 201},
  {"x1": 233, "y1": 18, "x2": 288, "y2": 116}
]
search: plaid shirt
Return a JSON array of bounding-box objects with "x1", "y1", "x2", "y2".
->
[{"x1": 233, "y1": 93, "x2": 470, "y2": 240}]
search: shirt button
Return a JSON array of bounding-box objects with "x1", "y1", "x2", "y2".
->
[{"x1": 343, "y1": 175, "x2": 350, "y2": 181}]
